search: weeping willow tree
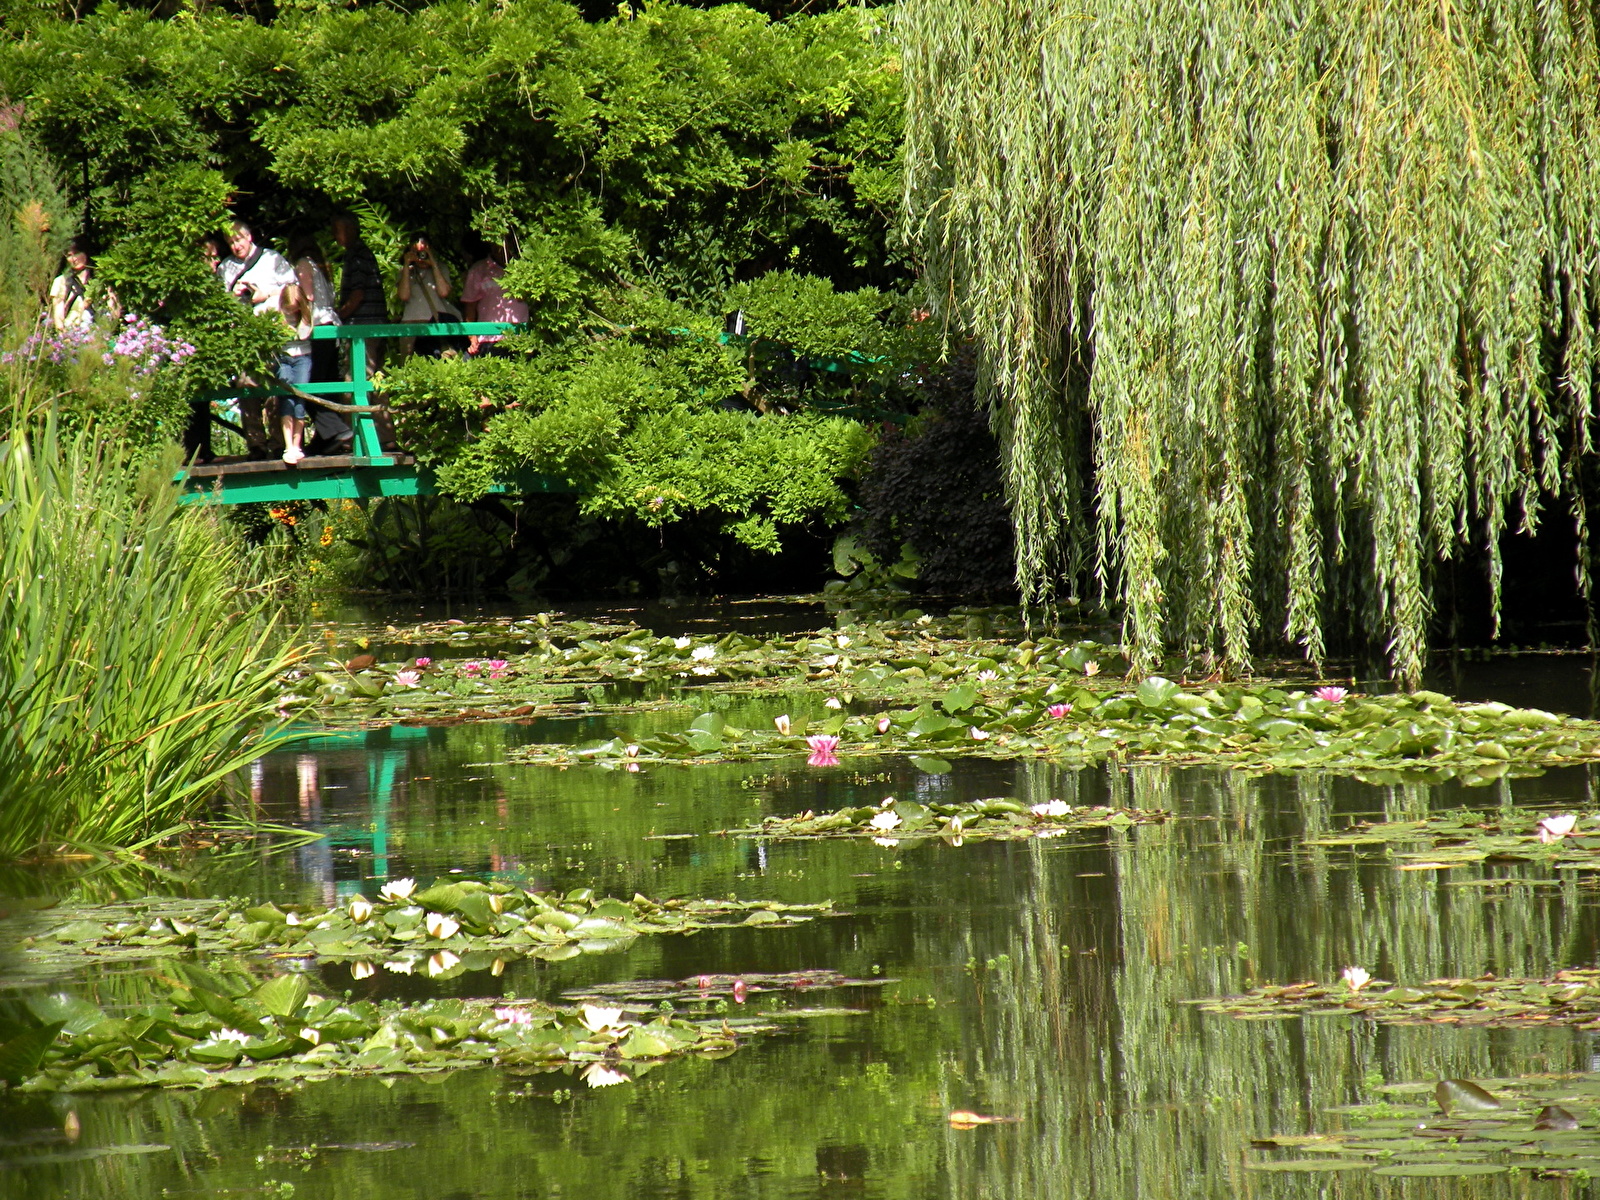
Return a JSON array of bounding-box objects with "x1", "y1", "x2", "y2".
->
[{"x1": 900, "y1": 0, "x2": 1600, "y2": 680}]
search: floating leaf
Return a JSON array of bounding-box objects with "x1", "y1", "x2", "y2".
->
[
  {"x1": 1436, "y1": 1079, "x2": 1504, "y2": 1114},
  {"x1": 909, "y1": 755, "x2": 952, "y2": 774}
]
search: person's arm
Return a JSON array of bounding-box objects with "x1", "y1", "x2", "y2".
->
[
  {"x1": 338, "y1": 289, "x2": 364, "y2": 321},
  {"x1": 431, "y1": 260, "x2": 451, "y2": 299},
  {"x1": 295, "y1": 261, "x2": 318, "y2": 323},
  {"x1": 397, "y1": 261, "x2": 412, "y2": 303}
]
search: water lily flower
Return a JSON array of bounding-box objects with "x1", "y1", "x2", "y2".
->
[
  {"x1": 348, "y1": 897, "x2": 374, "y2": 923},
  {"x1": 394, "y1": 670, "x2": 421, "y2": 688},
  {"x1": 216, "y1": 1028, "x2": 251, "y2": 1045},
  {"x1": 464, "y1": 661, "x2": 481, "y2": 675},
  {"x1": 1082, "y1": 661, "x2": 1101, "y2": 677},
  {"x1": 697, "y1": 975, "x2": 714, "y2": 989},
  {"x1": 673, "y1": 636, "x2": 691, "y2": 649},
  {"x1": 487, "y1": 658, "x2": 509, "y2": 679},
  {"x1": 774, "y1": 714, "x2": 792, "y2": 735},
  {"x1": 494, "y1": 1007, "x2": 533, "y2": 1025},
  {"x1": 824, "y1": 696, "x2": 843, "y2": 709},
  {"x1": 350, "y1": 960, "x2": 375, "y2": 980},
  {"x1": 299, "y1": 1027, "x2": 321, "y2": 1046},
  {"x1": 691, "y1": 645, "x2": 716, "y2": 661},
  {"x1": 976, "y1": 670, "x2": 998, "y2": 682},
  {"x1": 970, "y1": 726, "x2": 991, "y2": 740},
  {"x1": 285, "y1": 911, "x2": 302, "y2": 926},
  {"x1": 489, "y1": 893, "x2": 505, "y2": 914},
  {"x1": 415, "y1": 657, "x2": 431, "y2": 668},
  {"x1": 807, "y1": 734, "x2": 841, "y2": 767},
  {"x1": 624, "y1": 744, "x2": 640, "y2": 758},
  {"x1": 580, "y1": 1005, "x2": 625, "y2": 1033},
  {"x1": 1539, "y1": 814, "x2": 1579, "y2": 844},
  {"x1": 383, "y1": 958, "x2": 415, "y2": 975},
  {"x1": 872, "y1": 836, "x2": 900, "y2": 847},
  {"x1": 1031, "y1": 800, "x2": 1071, "y2": 818},
  {"x1": 425, "y1": 913, "x2": 460, "y2": 939},
  {"x1": 582, "y1": 1063, "x2": 630, "y2": 1088},
  {"x1": 870, "y1": 811, "x2": 903, "y2": 831},
  {"x1": 1342, "y1": 966, "x2": 1371, "y2": 992},
  {"x1": 916, "y1": 614, "x2": 933, "y2": 625},
  {"x1": 877, "y1": 714, "x2": 892, "y2": 734},
  {"x1": 732, "y1": 979, "x2": 748, "y2": 1004},
  {"x1": 380, "y1": 878, "x2": 416, "y2": 903},
  {"x1": 1047, "y1": 703, "x2": 1072, "y2": 719},
  {"x1": 1314, "y1": 686, "x2": 1349, "y2": 703},
  {"x1": 836, "y1": 634, "x2": 851, "y2": 648},
  {"x1": 426, "y1": 950, "x2": 461, "y2": 976},
  {"x1": 822, "y1": 654, "x2": 840, "y2": 668}
]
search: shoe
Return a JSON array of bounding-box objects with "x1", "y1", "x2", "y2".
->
[{"x1": 282, "y1": 447, "x2": 305, "y2": 465}]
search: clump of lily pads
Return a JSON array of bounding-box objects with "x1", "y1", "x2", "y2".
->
[
  {"x1": 509, "y1": 683, "x2": 1600, "y2": 781},
  {"x1": 1307, "y1": 809, "x2": 1600, "y2": 866},
  {"x1": 1189, "y1": 967, "x2": 1600, "y2": 1027},
  {"x1": 1248, "y1": 1075, "x2": 1600, "y2": 1177},
  {"x1": 13, "y1": 883, "x2": 837, "y2": 976},
  {"x1": 719, "y1": 796, "x2": 1164, "y2": 842},
  {"x1": 0, "y1": 961, "x2": 764, "y2": 1095}
]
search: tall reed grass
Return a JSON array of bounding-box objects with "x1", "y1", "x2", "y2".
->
[{"x1": 0, "y1": 425, "x2": 305, "y2": 858}]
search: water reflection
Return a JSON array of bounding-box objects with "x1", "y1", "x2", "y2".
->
[{"x1": 7, "y1": 720, "x2": 1600, "y2": 1196}]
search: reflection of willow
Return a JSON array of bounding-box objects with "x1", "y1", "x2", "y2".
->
[{"x1": 941, "y1": 764, "x2": 1593, "y2": 1199}]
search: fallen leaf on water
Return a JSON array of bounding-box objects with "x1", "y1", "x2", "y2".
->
[{"x1": 948, "y1": 1111, "x2": 1021, "y2": 1129}]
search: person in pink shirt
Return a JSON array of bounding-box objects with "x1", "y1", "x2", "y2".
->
[{"x1": 460, "y1": 236, "x2": 529, "y2": 356}]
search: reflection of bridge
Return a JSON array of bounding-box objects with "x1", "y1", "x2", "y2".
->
[{"x1": 177, "y1": 322, "x2": 569, "y2": 506}]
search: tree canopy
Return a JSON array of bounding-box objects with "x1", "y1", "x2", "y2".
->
[{"x1": 901, "y1": 0, "x2": 1600, "y2": 679}]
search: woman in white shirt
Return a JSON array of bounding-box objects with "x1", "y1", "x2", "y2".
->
[
  {"x1": 49, "y1": 237, "x2": 102, "y2": 332},
  {"x1": 396, "y1": 235, "x2": 461, "y2": 359}
]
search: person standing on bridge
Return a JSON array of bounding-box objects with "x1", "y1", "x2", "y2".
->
[
  {"x1": 287, "y1": 234, "x2": 353, "y2": 457},
  {"x1": 396, "y1": 234, "x2": 460, "y2": 360},
  {"x1": 461, "y1": 234, "x2": 527, "y2": 358},
  {"x1": 220, "y1": 220, "x2": 296, "y2": 458},
  {"x1": 331, "y1": 213, "x2": 400, "y2": 451}
]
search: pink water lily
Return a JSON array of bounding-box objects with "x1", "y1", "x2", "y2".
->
[
  {"x1": 1341, "y1": 966, "x2": 1371, "y2": 992},
  {"x1": 415, "y1": 657, "x2": 431, "y2": 668},
  {"x1": 1314, "y1": 686, "x2": 1348, "y2": 703},
  {"x1": 732, "y1": 979, "x2": 748, "y2": 1004},
  {"x1": 494, "y1": 1006, "x2": 533, "y2": 1025},
  {"x1": 1047, "y1": 703, "x2": 1072, "y2": 719},
  {"x1": 877, "y1": 714, "x2": 892, "y2": 734},
  {"x1": 463, "y1": 661, "x2": 481, "y2": 675},
  {"x1": 1538, "y1": 814, "x2": 1578, "y2": 844},
  {"x1": 394, "y1": 669, "x2": 421, "y2": 688},
  {"x1": 487, "y1": 658, "x2": 509, "y2": 679},
  {"x1": 806, "y1": 734, "x2": 840, "y2": 767}
]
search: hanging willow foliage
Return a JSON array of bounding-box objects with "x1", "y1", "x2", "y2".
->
[{"x1": 899, "y1": 0, "x2": 1600, "y2": 680}]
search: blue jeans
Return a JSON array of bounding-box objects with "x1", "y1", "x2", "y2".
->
[{"x1": 276, "y1": 354, "x2": 311, "y2": 418}]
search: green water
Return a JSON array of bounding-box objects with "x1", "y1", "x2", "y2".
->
[{"x1": 5, "y1": 646, "x2": 1600, "y2": 1197}]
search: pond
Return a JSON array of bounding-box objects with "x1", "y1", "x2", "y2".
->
[{"x1": 4, "y1": 606, "x2": 1600, "y2": 1198}]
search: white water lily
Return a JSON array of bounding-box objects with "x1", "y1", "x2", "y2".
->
[
  {"x1": 970, "y1": 726, "x2": 991, "y2": 740},
  {"x1": 870, "y1": 811, "x2": 902, "y2": 831},
  {"x1": 425, "y1": 913, "x2": 460, "y2": 939},
  {"x1": 582, "y1": 1063, "x2": 630, "y2": 1088},
  {"x1": 691, "y1": 645, "x2": 716, "y2": 661},
  {"x1": 836, "y1": 634, "x2": 852, "y2": 648},
  {"x1": 215, "y1": 1028, "x2": 251, "y2": 1045},
  {"x1": 580, "y1": 1005, "x2": 625, "y2": 1033},
  {"x1": 285, "y1": 911, "x2": 302, "y2": 926},
  {"x1": 1030, "y1": 800, "x2": 1071, "y2": 818},
  {"x1": 350, "y1": 961, "x2": 375, "y2": 980},
  {"x1": 1538, "y1": 814, "x2": 1579, "y2": 844},
  {"x1": 948, "y1": 815, "x2": 964, "y2": 833},
  {"x1": 976, "y1": 669, "x2": 998, "y2": 682},
  {"x1": 380, "y1": 878, "x2": 416, "y2": 903},
  {"x1": 426, "y1": 950, "x2": 461, "y2": 977},
  {"x1": 624, "y1": 744, "x2": 640, "y2": 757},
  {"x1": 489, "y1": 893, "x2": 505, "y2": 914},
  {"x1": 824, "y1": 697, "x2": 843, "y2": 709},
  {"x1": 383, "y1": 958, "x2": 415, "y2": 975},
  {"x1": 822, "y1": 654, "x2": 839, "y2": 667},
  {"x1": 348, "y1": 897, "x2": 374, "y2": 924},
  {"x1": 673, "y1": 636, "x2": 691, "y2": 649},
  {"x1": 1083, "y1": 661, "x2": 1101, "y2": 677},
  {"x1": 299, "y1": 1027, "x2": 321, "y2": 1046},
  {"x1": 872, "y1": 836, "x2": 900, "y2": 847},
  {"x1": 774, "y1": 714, "x2": 792, "y2": 735},
  {"x1": 916, "y1": 614, "x2": 933, "y2": 625},
  {"x1": 1342, "y1": 966, "x2": 1372, "y2": 992}
]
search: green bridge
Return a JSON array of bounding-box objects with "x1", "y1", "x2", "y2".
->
[{"x1": 177, "y1": 321, "x2": 566, "y2": 506}]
